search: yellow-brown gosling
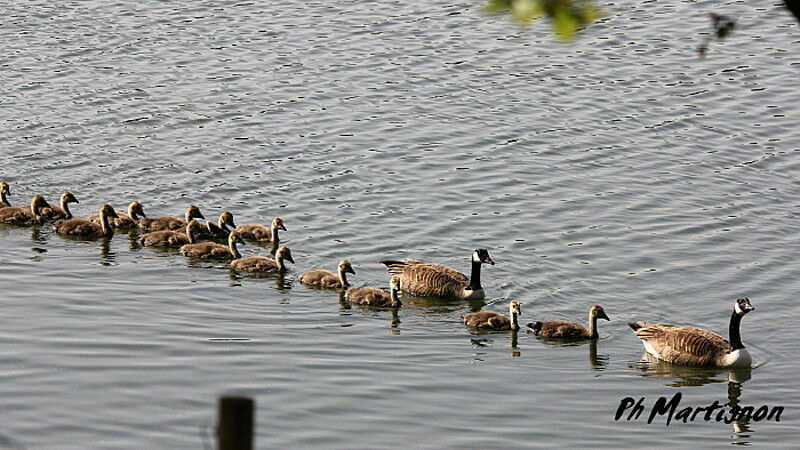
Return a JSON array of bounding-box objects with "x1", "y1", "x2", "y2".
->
[
  {"x1": 230, "y1": 245, "x2": 295, "y2": 273},
  {"x1": 0, "y1": 181, "x2": 10, "y2": 208},
  {"x1": 139, "y1": 219, "x2": 202, "y2": 248},
  {"x1": 89, "y1": 201, "x2": 146, "y2": 229},
  {"x1": 235, "y1": 217, "x2": 285, "y2": 241},
  {"x1": 180, "y1": 230, "x2": 244, "y2": 260},
  {"x1": 463, "y1": 301, "x2": 522, "y2": 331},
  {"x1": 40, "y1": 191, "x2": 80, "y2": 221},
  {"x1": 139, "y1": 205, "x2": 205, "y2": 232},
  {"x1": 628, "y1": 298, "x2": 754, "y2": 369},
  {"x1": 195, "y1": 211, "x2": 236, "y2": 240},
  {"x1": 54, "y1": 204, "x2": 119, "y2": 238},
  {"x1": 380, "y1": 249, "x2": 495, "y2": 300},
  {"x1": 527, "y1": 305, "x2": 610, "y2": 339},
  {"x1": 345, "y1": 275, "x2": 402, "y2": 307},
  {"x1": 0, "y1": 195, "x2": 49, "y2": 226},
  {"x1": 298, "y1": 259, "x2": 355, "y2": 289}
]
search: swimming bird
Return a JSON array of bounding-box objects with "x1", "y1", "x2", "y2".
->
[
  {"x1": 0, "y1": 181, "x2": 10, "y2": 208},
  {"x1": 89, "y1": 201, "x2": 146, "y2": 229},
  {"x1": 528, "y1": 305, "x2": 610, "y2": 339},
  {"x1": 40, "y1": 191, "x2": 80, "y2": 221},
  {"x1": 380, "y1": 249, "x2": 495, "y2": 299},
  {"x1": 235, "y1": 217, "x2": 285, "y2": 242},
  {"x1": 139, "y1": 205, "x2": 205, "y2": 232},
  {"x1": 345, "y1": 275, "x2": 402, "y2": 307},
  {"x1": 462, "y1": 301, "x2": 522, "y2": 331},
  {"x1": 628, "y1": 298, "x2": 755, "y2": 369},
  {"x1": 0, "y1": 195, "x2": 49, "y2": 226},
  {"x1": 54, "y1": 204, "x2": 119, "y2": 238},
  {"x1": 298, "y1": 259, "x2": 355, "y2": 289},
  {"x1": 230, "y1": 246, "x2": 294, "y2": 273},
  {"x1": 195, "y1": 211, "x2": 236, "y2": 240},
  {"x1": 180, "y1": 230, "x2": 244, "y2": 260},
  {"x1": 139, "y1": 219, "x2": 202, "y2": 248}
]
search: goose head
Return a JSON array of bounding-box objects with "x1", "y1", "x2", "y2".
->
[
  {"x1": 339, "y1": 259, "x2": 356, "y2": 275},
  {"x1": 472, "y1": 248, "x2": 495, "y2": 265},
  {"x1": 100, "y1": 204, "x2": 119, "y2": 219},
  {"x1": 128, "y1": 201, "x2": 146, "y2": 219},
  {"x1": 590, "y1": 305, "x2": 610, "y2": 321},
  {"x1": 219, "y1": 211, "x2": 236, "y2": 229},
  {"x1": 272, "y1": 217, "x2": 287, "y2": 232},
  {"x1": 734, "y1": 298, "x2": 754, "y2": 316},
  {"x1": 185, "y1": 205, "x2": 205, "y2": 221},
  {"x1": 61, "y1": 191, "x2": 79, "y2": 206},
  {"x1": 275, "y1": 246, "x2": 294, "y2": 265}
]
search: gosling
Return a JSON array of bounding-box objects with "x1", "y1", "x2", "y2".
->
[
  {"x1": 345, "y1": 275, "x2": 402, "y2": 307},
  {"x1": 230, "y1": 246, "x2": 295, "y2": 274},
  {"x1": 180, "y1": 230, "x2": 244, "y2": 260},
  {"x1": 298, "y1": 259, "x2": 355, "y2": 289}
]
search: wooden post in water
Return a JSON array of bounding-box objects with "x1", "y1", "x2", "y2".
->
[{"x1": 217, "y1": 396, "x2": 254, "y2": 450}]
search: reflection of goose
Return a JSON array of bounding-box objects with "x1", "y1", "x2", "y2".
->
[
  {"x1": 298, "y1": 259, "x2": 355, "y2": 289},
  {"x1": 235, "y1": 217, "x2": 285, "y2": 242},
  {"x1": 380, "y1": 249, "x2": 495, "y2": 299},
  {"x1": 0, "y1": 181, "x2": 10, "y2": 208},
  {"x1": 54, "y1": 204, "x2": 119, "y2": 238},
  {"x1": 345, "y1": 275, "x2": 402, "y2": 307},
  {"x1": 0, "y1": 195, "x2": 49, "y2": 226},
  {"x1": 180, "y1": 230, "x2": 244, "y2": 260},
  {"x1": 462, "y1": 301, "x2": 521, "y2": 331},
  {"x1": 528, "y1": 305, "x2": 609, "y2": 339},
  {"x1": 231, "y1": 246, "x2": 295, "y2": 273},
  {"x1": 629, "y1": 298, "x2": 754, "y2": 368},
  {"x1": 139, "y1": 220, "x2": 202, "y2": 248},
  {"x1": 89, "y1": 201, "x2": 146, "y2": 229},
  {"x1": 139, "y1": 205, "x2": 204, "y2": 232}
]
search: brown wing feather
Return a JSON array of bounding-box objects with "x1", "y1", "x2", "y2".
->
[
  {"x1": 462, "y1": 311, "x2": 511, "y2": 330},
  {"x1": 0, "y1": 206, "x2": 39, "y2": 225},
  {"x1": 180, "y1": 242, "x2": 233, "y2": 259},
  {"x1": 139, "y1": 230, "x2": 190, "y2": 247},
  {"x1": 298, "y1": 269, "x2": 341, "y2": 288},
  {"x1": 139, "y1": 216, "x2": 186, "y2": 232},
  {"x1": 380, "y1": 260, "x2": 467, "y2": 297},
  {"x1": 630, "y1": 323, "x2": 729, "y2": 367},
  {"x1": 231, "y1": 256, "x2": 279, "y2": 272},
  {"x1": 345, "y1": 287, "x2": 395, "y2": 307},
  {"x1": 54, "y1": 219, "x2": 105, "y2": 237}
]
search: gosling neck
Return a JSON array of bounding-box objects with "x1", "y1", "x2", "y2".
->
[
  {"x1": 128, "y1": 206, "x2": 142, "y2": 221},
  {"x1": 271, "y1": 224, "x2": 280, "y2": 242},
  {"x1": 228, "y1": 238, "x2": 242, "y2": 259},
  {"x1": 390, "y1": 288, "x2": 402, "y2": 307},
  {"x1": 61, "y1": 197, "x2": 73, "y2": 220},
  {"x1": 275, "y1": 253, "x2": 286, "y2": 272},
  {"x1": 510, "y1": 310, "x2": 520, "y2": 331},
  {"x1": 729, "y1": 310, "x2": 745, "y2": 351},
  {"x1": 588, "y1": 312, "x2": 599, "y2": 339},
  {"x1": 338, "y1": 267, "x2": 350, "y2": 288},
  {"x1": 218, "y1": 217, "x2": 230, "y2": 233},
  {"x1": 0, "y1": 189, "x2": 8, "y2": 206},
  {"x1": 466, "y1": 260, "x2": 482, "y2": 291},
  {"x1": 100, "y1": 211, "x2": 114, "y2": 237},
  {"x1": 187, "y1": 227, "x2": 197, "y2": 244}
]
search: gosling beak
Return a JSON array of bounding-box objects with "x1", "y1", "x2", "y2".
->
[
  {"x1": 285, "y1": 254, "x2": 295, "y2": 264},
  {"x1": 599, "y1": 311, "x2": 610, "y2": 321},
  {"x1": 279, "y1": 224, "x2": 287, "y2": 231},
  {"x1": 346, "y1": 266, "x2": 356, "y2": 275}
]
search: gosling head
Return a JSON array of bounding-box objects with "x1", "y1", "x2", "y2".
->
[
  {"x1": 590, "y1": 305, "x2": 610, "y2": 321},
  {"x1": 31, "y1": 195, "x2": 48, "y2": 215},
  {"x1": 186, "y1": 205, "x2": 205, "y2": 220},
  {"x1": 61, "y1": 191, "x2": 79, "y2": 205},
  {"x1": 129, "y1": 201, "x2": 146, "y2": 218},
  {"x1": 228, "y1": 231, "x2": 245, "y2": 246},
  {"x1": 472, "y1": 248, "x2": 495, "y2": 265},
  {"x1": 272, "y1": 217, "x2": 287, "y2": 231},
  {"x1": 186, "y1": 219, "x2": 203, "y2": 235},
  {"x1": 0, "y1": 181, "x2": 9, "y2": 195},
  {"x1": 509, "y1": 301, "x2": 522, "y2": 315},
  {"x1": 220, "y1": 211, "x2": 235, "y2": 228},
  {"x1": 339, "y1": 259, "x2": 356, "y2": 275},
  {"x1": 276, "y1": 246, "x2": 294, "y2": 264},
  {"x1": 734, "y1": 298, "x2": 754, "y2": 316},
  {"x1": 100, "y1": 204, "x2": 119, "y2": 219},
  {"x1": 389, "y1": 274, "x2": 401, "y2": 292}
]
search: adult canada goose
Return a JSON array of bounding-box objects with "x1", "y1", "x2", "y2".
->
[
  {"x1": 462, "y1": 301, "x2": 522, "y2": 331},
  {"x1": 89, "y1": 201, "x2": 146, "y2": 229},
  {"x1": 298, "y1": 259, "x2": 355, "y2": 289},
  {"x1": 139, "y1": 219, "x2": 202, "y2": 248},
  {"x1": 235, "y1": 217, "x2": 285, "y2": 242},
  {"x1": 527, "y1": 305, "x2": 610, "y2": 339},
  {"x1": 628, "y1": 298, "x2": 755, "y2": 369},
  {"x1": 40, "y1": 191, "x2": 80, "y2": 221},
  {"x1": 380, "y1": 249, "x2": 495, "y2": 299},
  {"x1": 180, "y1": 230, "x2": 244, "y2": 260},
  {"x1": 0, "y1": 195, "x2": 49, "y2": 226},
  {"x1": 0, "y1": 181, "x2": 10, "y2": 208},
  {"x1": 139, "y1": 205, "x2": 205, "y2": 232},
  {"x1": 345, "y1": 275, "x2": 402, "y2": 307},
  {"x1": 195, "y1": 211, "x2": 236, "y2": 239},
  {"x1": 230, "y1": 246, "x2": 294, "y2": 273},
  {"x1": 54, "y1": 204, "x2": 119, "y2": 238}
]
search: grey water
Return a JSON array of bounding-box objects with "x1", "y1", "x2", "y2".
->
[{"x1": 1, "y1": 0, "x2": 799, "y2": 448}]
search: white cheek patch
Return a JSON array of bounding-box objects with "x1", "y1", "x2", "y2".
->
[
  {"x1": 734, "y1": 302, "x2": 744, "y2": 315},
  {"x1": 472, "y1": 251, "x2": 481, "y2": 263}
]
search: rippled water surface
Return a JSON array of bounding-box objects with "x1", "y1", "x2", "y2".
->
[{"x1": 1, "y1": 0, "x2": 799, "y2": 448}]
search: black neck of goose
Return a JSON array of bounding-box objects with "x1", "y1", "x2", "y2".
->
[
  {"x1": 729, "y1": 310, "x2": 745, "y2": 350},
  {"x1": 466, "y1": 260, "x2": 482, "y2": 290}
]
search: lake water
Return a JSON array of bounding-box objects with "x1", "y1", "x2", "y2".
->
[{"x1": 1, "y1": 0, "x2": 799, "y2": 448}]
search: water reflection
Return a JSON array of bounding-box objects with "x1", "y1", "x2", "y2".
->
[
  {"x1": 468, "y1": 329, "x2": 521, "y2": 358},
  {"x1": 99, "y1": 237, "x2": 115, "y2": 266},
  {"x1": 533, "y1": 336, "x2": 609, "y2": 370}
]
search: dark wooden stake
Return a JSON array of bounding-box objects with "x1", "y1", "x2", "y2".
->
[{"x1": 217, "y1": 396, "x2": 254, "y2": 450}]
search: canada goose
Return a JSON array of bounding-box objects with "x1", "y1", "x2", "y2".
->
[
  {"x1": 0, "y1": 181, "x2": 10, "y2": 208},
  {"x1": 380, "y1": 249, "x2": 495, "y2": 299},
  {"x1": 462, "y1": 301, "x2": 522, "y2": 331},
  {"x1": 345, "y1": 275, "x2": 402, "y2": 307},
  {"x1": 89, "y1": 201, "x2": 146, "y2": 229},
  {"x1": 180, "y1": 230, "x2": 244, "y2": 260},
  {"x1": 628, "y1": 298, "x2": 755, "y2": 369},
  {"x1": 54, "y1": 204, "x2": 119, "y2": 238},
  {"x1": 528, "y1": 305, "x2": 610, "y2": 339},
  {"x1": 230, "y1": 246, "x2": 294, "y2": 273},
  {"x1": 195, "y1": 211, "x2": 236, "y2": 239},
  {"x1": 298, "y1": 259, "x2": 355, "y2": 289},
  {"x1": 235, "y1": 217, "x2": 285, "y2": 241},
  {"x1": 139, "y1": 205, "x2": 205, "y2": 232},
  {"x1": 139, "y1": 219, "x2": 202, "y2": 248},
  {"x1": 0, "y1": 195, "x2": 49, "y2": 226},
  {"x1": 40, "y1": 191, "x2": 79, "y2": 221}
]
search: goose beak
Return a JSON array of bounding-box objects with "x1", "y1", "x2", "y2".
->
[{"x1": 484, "y1": 256, "x2": 495, "y2": 265}]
